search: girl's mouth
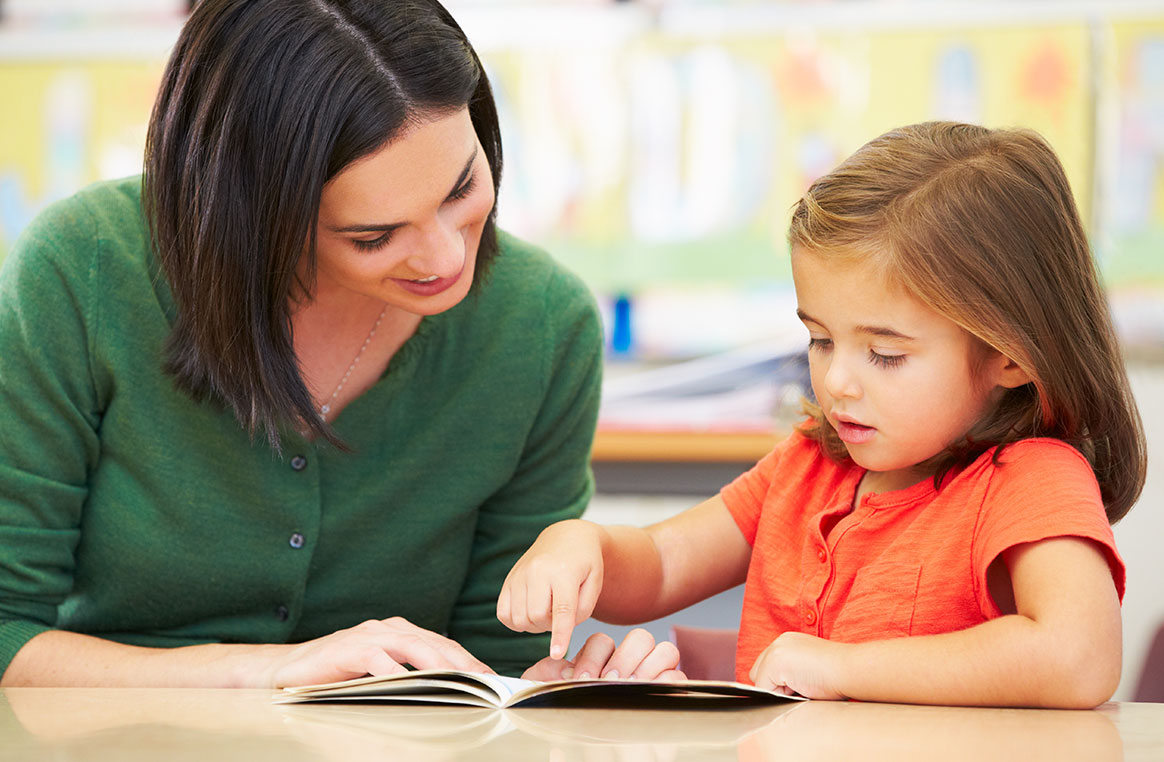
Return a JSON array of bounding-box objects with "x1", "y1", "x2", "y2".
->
[{"x1": 835, "y1": 419, "x2": 876, "y2": 444}]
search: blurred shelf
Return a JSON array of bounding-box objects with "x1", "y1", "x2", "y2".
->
[
  {"x1": 590, "y1": 425, "x2": 784, "y2": 495},
  {"x1": 591, "y1": 426, "x2": 780, "y2": 463}
]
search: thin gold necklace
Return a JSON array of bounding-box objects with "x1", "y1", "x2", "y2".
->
[{"x1": 319, "y1": 305, "x2": 387, "y2": 421}]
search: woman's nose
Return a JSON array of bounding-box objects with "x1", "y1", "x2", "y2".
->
[{"x1": 407, "y1": 217, "x2": 465, "y2": 277}]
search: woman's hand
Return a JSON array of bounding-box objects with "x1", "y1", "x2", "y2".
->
[
  {"x1": 749, "y1": 632, "x2": 847, "y2": 700},
  {"x1": 522, "y1": 629, "x2": 685, "y2": 683},
  {"x1": 260, "y1": 617, "x2": 493, "y2": 688},
  {"x1": 497, "y1": 519, "x2": 606, "y2": 660}
]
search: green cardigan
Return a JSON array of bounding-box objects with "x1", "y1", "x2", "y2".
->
[{"x1": 0, "y1": 177, "x2": 603, "y2": 678}]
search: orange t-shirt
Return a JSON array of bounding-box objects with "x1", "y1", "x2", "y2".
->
[{"x1": 720, "y1": 431, "x2": 1125, "y2": 684}]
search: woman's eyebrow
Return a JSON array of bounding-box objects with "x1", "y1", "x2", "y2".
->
[{"x1": 328, "y1": 147, "x2": 478, "y2": 234}]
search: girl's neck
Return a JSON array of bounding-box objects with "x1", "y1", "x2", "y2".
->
[{"x1": 854, "y1": 466, "x2": 932, "y2": 507}]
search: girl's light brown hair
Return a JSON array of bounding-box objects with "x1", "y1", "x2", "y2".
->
[{"x1": 788, "y1": 121, "x2": 1146, "y2": 522}]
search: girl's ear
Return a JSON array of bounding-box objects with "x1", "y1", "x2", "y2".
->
[{"x1": 986, "y1": 352, "x2": 1032, "y2": 389}]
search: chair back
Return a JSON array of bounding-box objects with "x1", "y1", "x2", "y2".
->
[
  {"x1": 1134, "y1": 621, "x2": 1164, "y2": 702},
  {"x1": 669, "y1": 625, "x2": 738, "y2": 682}
]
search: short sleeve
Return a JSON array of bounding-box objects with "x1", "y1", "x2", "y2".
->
[
  {"x1": 720, "y1": 432, "x2": 806, "y2": 546},
  {"x1": 972, "y1": 439, "x2": 1125, "y2": 614}
]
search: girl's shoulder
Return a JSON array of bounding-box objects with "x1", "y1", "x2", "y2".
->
[
  {"x1": 745, "y1": 425, "x2": 853, "y2": 484},
  {"x1": 987, "y1": 437, "x2": 1093, "y2": 475},
  {"x1": 967, "y1": 437, "x2": 1101, "y2": 505}
]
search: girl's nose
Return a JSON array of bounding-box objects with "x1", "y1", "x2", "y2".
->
[{"x1": 823, "y1": 354, "x2": 862, "y2": 400}]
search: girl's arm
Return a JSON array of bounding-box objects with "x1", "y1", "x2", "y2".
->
[
  {"x1": 750, "y1": 535, "x2": 1121, "y2": 708},
  {"x1": 497, "y1": 495, "x2": 752, "y2": 663}
]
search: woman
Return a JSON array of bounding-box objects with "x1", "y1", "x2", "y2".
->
[{"x1": 0, "y1": 0, "x2": 672, "y2": 687}]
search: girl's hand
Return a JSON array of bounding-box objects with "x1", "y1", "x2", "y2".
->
[
  {"x1": 522, "y1": 629, "x2": 685, "y2": 682},
  {"x1": 749, "y1": 632, "x2": 848, "y2": 700},
  {"x1": 497, "y1": 519, "x2": 606, "y2": 660},
  {"x1": 260, "y1": 617, "x2": 494, "y2": 688}
]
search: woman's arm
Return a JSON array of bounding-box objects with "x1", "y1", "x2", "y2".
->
[
  {"x1": 2, "y1": 618, "x2": 493, "y2": 688},
  {"x1": 498, "y1": 495, "x2": 752, "y2": 662},
  {"x1": 750, "y1": 536, "x2": 1121, "y2": 708}
]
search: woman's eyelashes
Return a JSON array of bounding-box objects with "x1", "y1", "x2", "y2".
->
[
  {"x1": 349, "y1": 172, "x2": 479, "y2": 253},
  {"x1": 807, "y1": 337, "x2": 906, "y2": 369},
  {"x1": 447, "y1": 172, "x2": 477, "y2": 202},
  {"x1": 352, "y1": 230, "x2": 395, "y2": 252}
]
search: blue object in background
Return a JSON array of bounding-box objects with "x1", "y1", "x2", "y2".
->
[{"x1": 610, "y1": 292, "x2": 633, "y2": 355}]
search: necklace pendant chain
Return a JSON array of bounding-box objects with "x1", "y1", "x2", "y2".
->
[{"x1": 320, "y1": 306, "x2": 387, "y2": 422}]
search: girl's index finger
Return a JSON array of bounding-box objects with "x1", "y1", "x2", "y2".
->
[{"x1": 549, "y1": 586, "x2": 580, "y2": 660}]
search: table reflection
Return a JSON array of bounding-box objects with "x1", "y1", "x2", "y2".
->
[{"x1": 1, "y1": 688, "x2": 1147, "y2": 762}]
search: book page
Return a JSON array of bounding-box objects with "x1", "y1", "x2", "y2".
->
[{"x1": 278, "y1": 671, "x2": 542, "y2": 707}]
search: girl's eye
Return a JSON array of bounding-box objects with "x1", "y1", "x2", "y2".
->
[
  {"x1": 868, "y1": 350, "x2": 905, "y2": 369},
  {"x1": 447, "y1": 172, "x2": 478, "y2": 202},
  {"x1": 807, "y1": 337, "x2": 832, "y2": 352},
  {"x1": 352, "y1": 231, "x2": 394, "y2": 252}
]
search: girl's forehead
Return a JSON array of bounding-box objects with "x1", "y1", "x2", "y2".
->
[
  {"x1": 791, "y1": 246, "x2": 951, "y2": 336},
  {"x1": 791, "y1": 244, "x2": 900, "y2": 292}
]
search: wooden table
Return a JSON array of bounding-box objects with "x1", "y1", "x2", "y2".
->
[
  {"x1": 590, "y1": 427, "x2": 782, "y2": 495},
  {"x1": 3, "y1": 688, "x2": 1161, "y2": 761}
]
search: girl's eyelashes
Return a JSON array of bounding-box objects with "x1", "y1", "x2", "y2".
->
[
  {"x1": 808, "y1": 337, "x2": 905, "y2": 369},
  {"x1": 868, "y1": 350, "x2": 906, "y2": 369}
]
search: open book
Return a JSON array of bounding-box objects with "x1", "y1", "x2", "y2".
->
[{"x1": 276, "y1": 670, "x2": 804, "y2": 708}]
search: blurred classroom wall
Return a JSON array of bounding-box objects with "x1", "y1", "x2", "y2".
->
[{"x1": 1, "y1": 0, "x2": 1163, "y2": 700}]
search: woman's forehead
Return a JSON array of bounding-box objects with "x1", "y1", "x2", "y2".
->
[{"x1": 320, "y1": 108, "x2": 478, "y2": 225}]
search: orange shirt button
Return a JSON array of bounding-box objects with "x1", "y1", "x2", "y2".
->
[
  {"x1": 816, "y1": 548, "x2": 827, "y2": 562},
  {"x1": 805, "y1": 610, "x2": 816, "y2": 625}
]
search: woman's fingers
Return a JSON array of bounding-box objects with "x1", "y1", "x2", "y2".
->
[
  {"x1": 626, "y1": 639, "x2": 681, "y2": 681},
  {"x1": 600, "y1": 628, "x2": 658, "y2": 679},
  {"x1": 570, "y1": 632, "x2": 617, "y2": 679},
  {"x1": 376, "y1": 617, "x2": 494, "y2": 674}
]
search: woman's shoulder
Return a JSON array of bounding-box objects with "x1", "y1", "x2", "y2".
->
[
  {"x1": 4, "y1": 177, "x2": 142, "y2": 283},
  {"x1": 489, "y1": 230, "x2": 595, "y2": 307},
  {"x1": 30, "y1": 175, "x2": 144, "y2": 236},
  {"x1": 9, "y1": 176, "x2": 148, "y2": 271}
]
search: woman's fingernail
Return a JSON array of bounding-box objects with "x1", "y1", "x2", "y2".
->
[
  {"x1": 605, "y1": 670, "x2": 620, "y2": 680},
  {"x1": 578, "y1": 671, "x2": 590, "y2": 679},
  {"x1": 561, "y1": 667, "x2": 574, "y2": 679},
  {"x1": 550, "y1": 645, "x2": 564, "y2": 659}
]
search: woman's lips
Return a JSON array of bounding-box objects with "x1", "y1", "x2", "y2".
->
[
  {"x1": 835, "y1": 419, "x2": 876, "y2": 444},
  {"x1": 393, "y1": 266, "x2": 464, "y2": 296}
]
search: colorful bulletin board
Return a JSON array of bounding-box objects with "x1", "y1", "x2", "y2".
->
[{"x1": 1, "y1": 7, "x2": 1161, "y2": 356}]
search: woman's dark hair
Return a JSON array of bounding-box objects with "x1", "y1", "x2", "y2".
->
[
  {"x1": 144, "y1": 0, "x2": 503, "y2": 448},
  {"x1": 789, "y1": 121, "x2": 1146, "y2": 522}
]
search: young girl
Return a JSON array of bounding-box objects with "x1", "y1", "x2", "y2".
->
[{"x1": 497, "y1": 121, "x2": 1147, "y2": 707}]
